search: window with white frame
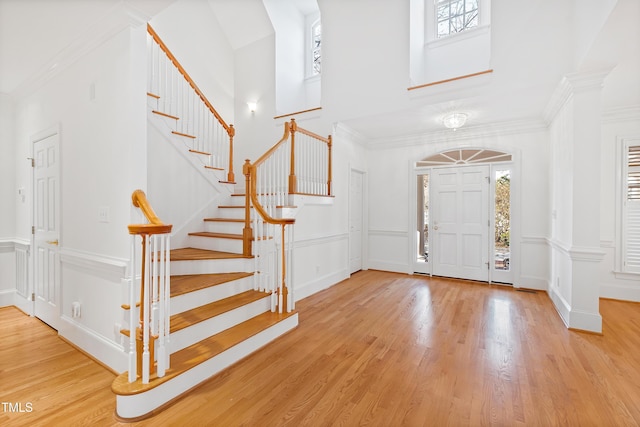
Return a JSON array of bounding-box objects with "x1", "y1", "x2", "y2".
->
[
  {"x1": 623, "y1": 142, "x2": 640, "y2": 273},
  {"x1": 311, "y1": 19, "x2": 322, "y2": 75},
  {"x1": 436, "y1": 0, "x2": 479, "y2": 38}
]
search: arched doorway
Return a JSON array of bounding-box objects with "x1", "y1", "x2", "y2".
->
[{"x1": 412, "y1": 148, "x2": 514, "y2": 284}]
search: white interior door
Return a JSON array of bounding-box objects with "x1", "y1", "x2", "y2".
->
[
  {"x1": 432, "y1": 165, "x2": 489, "y2": 281},
  {"x1": 349, "y1": 169, "x2": 364, "y2": 274},
  {"x1": 33, "y1": 133, "x2": 61, "y2": 330}
]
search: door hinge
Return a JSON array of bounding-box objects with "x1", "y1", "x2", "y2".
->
[
  {"x1": 28, "y1": 157, "x2": 34, "y2": 167},
  {"x1": 31, "y1": 292, "x2": 35, "y2": 301},
  {"x1": 31, "y1": 226, "x2": 35, "y2": 235}
]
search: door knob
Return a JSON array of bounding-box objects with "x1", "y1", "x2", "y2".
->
[
  {"x1": 433, "y1": 226, "x2": 439, "y2": 230},
  {"x1": 46, "y1": 239, "x2": 59, "y2": 246}
]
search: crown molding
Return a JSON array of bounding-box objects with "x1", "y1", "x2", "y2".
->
[
  {"x1": 542, "y1": 67, "x2": 615, "y2": 124},
  {"x1": 602, "y1": 105, "x2": 640, "y2": 123},
  {"x1": 366, "y1": 117, "x2": 547, "y2": 150},
  {"x1": 12, "y1": 2, "x2": 151, "y2": 100},
  {"x1": 334, "y1": 122, "x2": 368, "y2": 148}
]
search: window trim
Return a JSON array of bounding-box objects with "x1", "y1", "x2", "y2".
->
[
  {"x1": 424, "y1": 0, "x2": 491, "y2": 44},
  {"x1": 435, "y1": 0, "x2": 479, "y2": 39},
  {"x1": 616, "y1": 136, "x2": 640, "y2": 277},
  {"x1": 306, "y1": 13, "x2": 321, "y2": 79}
]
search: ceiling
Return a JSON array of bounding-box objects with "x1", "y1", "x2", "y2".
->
[
  {"x1": 1, "y1": 0, "x2": 637, "y2": 141},
  {"x1": 0, "y1": 0, "x2": 175, "y2": 95}
]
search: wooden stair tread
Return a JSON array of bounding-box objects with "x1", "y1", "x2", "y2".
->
[
  {"x1": 152, "y1": 110, "x2": 179, "y2": 120},
  {"x1": 189, "y1": 231, "x2": 243, "y2": 240},
  {"x1": 170, "y1": 272, "x2": 253, "y2": 298},
  {"x1": 203, "y1": 217, "x2": 244, "y2": 223},
  {"x1": 170, "y1": 290, "x2": 267, "y2": 333},
  {"x1": 172, "y1": 130, "x2": 196, "y2": 139},
  {"x1": 189, "y1": 149, "x2": 210, "y2": 156},
  {"x1": 170, "y1": 247, "x2": 250, "y2": 261},
  {"x1": 112, "y1": 310, "x2": 297, "y2": 396}
]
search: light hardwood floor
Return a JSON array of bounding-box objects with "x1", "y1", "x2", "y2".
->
[{"x1": 2, "y1": 270, "x2": 640, "y2": 426}]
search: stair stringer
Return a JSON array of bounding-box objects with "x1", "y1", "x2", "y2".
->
[
  {"x1": 115, "y1": 313, "x2": 298, "y2": 420},
  {"x1": 148, "y1": 108, "x2": 233, "y2": 193},
  {"x1": 148, "y1": 112, "x2": 235, "y2": 248}
]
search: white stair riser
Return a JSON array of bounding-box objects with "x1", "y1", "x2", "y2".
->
[
  {"x1": 204, "y1": 221, "x2": 245, "y2": 234},
  {"x1": 217, "y1": 208, "x2": 253, "y2": 220},
  {"x1": 169, "y1": 296, "x2": 271, "y2": 353},
  {"x1": 115, "y1": 313, "x2": 298, "y2": 420},
  {"x1": 170, "y1": 258, "x2": 252, "y2": 276},
  {"x1": 171, "y1": 276, "x2": 254, "y2": 315},
  {"x1": 188, "y1": 235, "x2": 244, "y2": 253},
  {"x1": 227, "y1": 196, "x2": 248, "y2": 207}
]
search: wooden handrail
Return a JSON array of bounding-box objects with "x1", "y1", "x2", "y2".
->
[
  {"x1": 129, "y1": 190, "x2": 173, "y2": 235},
  {"x1": 252, "y1": 121, "x2": 291, "y2": 167},
  {"x1": 245, "y1": 122, "x2": 294, "y2": 226},
  {"x1": 147, "y1": 24, "x2": 232, "y2": 135},
  {"x1": 288, "y1": 119, "x2": 332, "y2": 196},
  {"x1": 147, "y1": 24, "x2": 236, "y2": 183}
]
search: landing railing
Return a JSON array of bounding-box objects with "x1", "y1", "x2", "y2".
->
[
  {"x1": 244, "y1": 119, "x2": 332, "y2": 313},
  {"x1": 289, "y1": 119, "x2": 332, "y2": 196},
  {"x1": 147, "y1": 24, "x2": 236, "y2": 183},
  {"x1": 127, "y1": 190, "x2": 172, "y2": 384}
]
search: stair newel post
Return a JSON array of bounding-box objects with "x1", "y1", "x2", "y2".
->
[
  {"x1": 327, "y1": 134, "x2": 333, "y2": 196},
  {"x1": 227, "y1": 125, "x2": 236, "y2": 183},
  {"x1": 243, "y1": 159, "x2": 253, "y2": 257},
  {"x1": 289, "y1": 119, "x2": 297, "y2": 194}
]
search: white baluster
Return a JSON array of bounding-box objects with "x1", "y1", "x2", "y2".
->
[
  {"x1": 128, "y1": 236, "x2": 137, "y2": 383},
  {"x1": 142, "y1": 235, "x2": 151, "y2": 384},
  {"x1": 156, "y1": 234, "x2": 166, "y2": 377}
]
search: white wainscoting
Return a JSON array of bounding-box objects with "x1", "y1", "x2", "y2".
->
[
  {"x1": 368, "y1": 230, "x2": 410, "y2": 274},
  {"x1": 518, "y1": 236, "x2": 550, "y2": 290},
  {"x1": 58, "y1": 248, "x2": 129, "y2": 372},
  {"x1": 293, "y1": 233, "x2": 350, "y2": 301}
]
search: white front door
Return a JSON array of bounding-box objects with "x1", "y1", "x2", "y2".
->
[
  {"x1": 432, "y1": 165, "x2": 489, "y2": 281},
  {"x1": 349, "y1": 169, "x2": 364, "y2": 274},
  {"x1": 33, "y1": 133, "x2": 61, "y2": 330}
]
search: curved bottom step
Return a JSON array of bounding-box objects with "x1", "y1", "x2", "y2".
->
[{"x1": 113, "y1": 311, "x2": 298, "y2": 421}]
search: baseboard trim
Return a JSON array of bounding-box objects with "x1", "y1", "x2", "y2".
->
[
  {"x1": 296, "y1": 268, "x2": 349, "y2": 301},
  {"x1": 0, "y1": 289, "x2": 16, "y2": 307},
  {"x1": 600, "y1": 283, "x2": 640, "y2": 302},
  {"x1": 367, "y1": 260, "x2": 409, "y2": 274},
  {"x1": 548, "y1": 284, "x2": 571, "y2": 328},
  {"x1": 58, "y1": 315, "x2": 128, "y2": 373}
]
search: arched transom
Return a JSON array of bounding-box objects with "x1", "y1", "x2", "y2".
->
[{"x1": 417, "y1": 149, "x2": 512, "y2": 167}]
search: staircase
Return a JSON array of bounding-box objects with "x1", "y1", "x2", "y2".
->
[
  {"x1": 112, "y1": 193, "x2": 298, "y2": 421},
  {"x1": 111, "y1": 24, "x2": 331, "y2": 420}
]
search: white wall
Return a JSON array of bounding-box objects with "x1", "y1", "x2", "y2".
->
[
  {"x1": 366, "y1": 125, "x2": 550, "y2": 285},
  {"x1": 150, "y1": 0, "x2": 235, "y2": 123},
  {"x1": 12, "y1": 23, "x2": 148, "y2": 371},
  {"x1": 0, "y1": 94, "x2": 16, "y2": 305},
  {"x1": 600, "y1": 111, "x2": 640, "y2": 301}
]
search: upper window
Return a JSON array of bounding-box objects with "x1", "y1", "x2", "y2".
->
[
  {"x1": 311, "y1": 19, "x2": 322, "y2": 75},
  {"x1": 436, "y1": 0, "x2": 479, "y2": 38}
]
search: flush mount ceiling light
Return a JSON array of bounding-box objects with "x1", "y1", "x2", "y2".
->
[{"x1": 442, "y1": 112, "x2": 467, "y2": 131}]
